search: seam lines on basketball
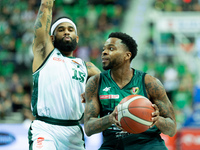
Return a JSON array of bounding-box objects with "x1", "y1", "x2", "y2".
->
[
  {"x1": 122, "y1": 109, "x2": 152, "y2": 126},
  {"x1": 119, "y1": 96, "x2": 152, "y2": 126},
  {"x1": 121, "y1": 115, "x2": 138, "y2": 133},
  {"x1": 129, "y1": 106, "x2": 154, "y2": 111}
]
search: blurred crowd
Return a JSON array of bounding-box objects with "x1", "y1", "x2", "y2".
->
[
  {"x1": 0, "y1": 0, "x2": 129, "y2": 123},
  {"x1": 0, "y1": 0, "x2": 199, "y2": 129},
  {"x1": 153, "y1": 0, "x2": 200, "y2": 11},
  {"x1": 146, "y1": 0, "x2": 200, "y2": 129}
]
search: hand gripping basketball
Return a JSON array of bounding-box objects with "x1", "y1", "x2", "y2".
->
[{"x1": 116, "y1": 95, "x2": 155, "y2": 134}]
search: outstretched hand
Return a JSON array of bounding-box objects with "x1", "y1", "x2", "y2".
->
[{"x1": 150, "y1": 104, "x2": 160, "y2": 128}]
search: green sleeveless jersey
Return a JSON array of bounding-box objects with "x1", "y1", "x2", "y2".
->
[{"x1": 98, "y1": 69, "x2": 167, "y2": 150}]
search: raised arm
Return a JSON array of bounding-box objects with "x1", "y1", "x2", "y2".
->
[
  {"x1": 84, "y1": 74, "x2": 119, "y2": 136},
  {"x1": 32, "y1": 0, "x2": 54, "y2": 72},
  {"x1": 145, "y1": 74, "x2": 177, "y2": 137},
  {"x1": 86, "y1": 62, "x2": 101, "y2": 79}
]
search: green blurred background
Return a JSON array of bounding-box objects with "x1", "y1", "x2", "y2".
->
[{"x1": 1, "y1": 0, "x2": 200, "y2": 149}]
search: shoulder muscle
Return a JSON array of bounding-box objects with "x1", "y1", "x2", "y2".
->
[
  {"x1": 86, "y1": 62, "x2": 101, "y2": 78},
  {"x1": 144, "y1": 74, "x2": 166, "y2": 101}
]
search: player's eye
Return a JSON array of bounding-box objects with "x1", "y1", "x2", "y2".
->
[
  {"x1": 58, "y1": 28, "x2": 64, "y2": 32},
  {"x1": 109, "y1": 47, "x2": 114, "y2": 51},
  {"x1": 69, "y1": 28, "x2": 74, "y2": 32}
]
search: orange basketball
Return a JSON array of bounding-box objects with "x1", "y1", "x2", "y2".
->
[{"x1": 116, "y1": 95, "x2": 154, "y2": 134}]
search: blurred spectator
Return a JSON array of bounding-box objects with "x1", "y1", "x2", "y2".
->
[
  {"x1": 163, "y1": 58, "x2": 179, "y2": 102},
  {"x1": 111, "y1": 5, "x2": 123, "y2": 28},
  {"x1": 11, "y1": 84, "x2": 25, "y2": 112},
  {"x1": 97, "y1": 10, "x2": 112, "y2": 33},
  {"x1": 0, "y1": 90, "x2": 12, "y2": 119},
  {"x1": 22, "y1": 93, "x2": 35, "y2": 129},
  {"x1": 86, "y1": 5, "x2": 98, "y2": 28},
  {"x1": 153, "y1": 0, "x2": 200, "y2": 11},
  {"x1": 9, "y1": 73, "x2": 21, "y2": 94}
]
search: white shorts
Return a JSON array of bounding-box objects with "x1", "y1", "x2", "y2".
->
[{"x1": 28, "y1": 120, "x2": 85, "y2": 150}]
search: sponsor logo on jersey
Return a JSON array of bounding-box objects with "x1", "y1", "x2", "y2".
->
[
  {"x1": 53, "y1": 57, "x2": 81, "y2": 68},
  {"x1": 100, "y1": 95, "x2": 119, "y2": 99},
  {"x1": 131, "y1": 87, "x2": 139, "y2": 95},
  {"x1": 103, "y1": 87, "x2": 111, "y2": 92},
  {"x1": 53, "y1": 57, "x2": 64, "y2": 62},
  {"x1": 36, "y1": 137, "x2": 44, "y2": 149}
]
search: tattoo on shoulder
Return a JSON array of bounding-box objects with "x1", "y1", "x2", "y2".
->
[
  {"x1": 87, "y1": 62, "x2": 101, "y2": 75},
  {"x1": 86, "y1": 62, "x2": 93, "y2": 69},
  {"x1": 145, "y1": 77, "x2": 166, "y2": 100}
]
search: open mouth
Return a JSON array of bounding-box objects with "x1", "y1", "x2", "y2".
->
[{"x1": 102, "y1": 58, "x2": 109, "y2": 63}]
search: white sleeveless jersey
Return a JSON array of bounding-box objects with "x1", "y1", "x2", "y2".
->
[{"x1": 31, "y1": 48, "x2": 88, "y2": 120}]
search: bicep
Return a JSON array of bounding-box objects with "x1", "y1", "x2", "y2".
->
[
  {"x1": 145, "y1": 75, "x2": 175, "y2": 120},
  {"x1": 84, "y1": 74, "x2": 101, "y2": 121}
]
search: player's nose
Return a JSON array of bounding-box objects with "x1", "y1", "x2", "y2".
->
[
  {"x1": 102, "y1": 49, "x2": 109, "y2": 55},
  {"x1": 64, "y1": 29, "x2": 70, "y2": 35}
]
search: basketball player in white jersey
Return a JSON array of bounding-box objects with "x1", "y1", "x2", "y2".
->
[{"x1": 28, "y1": 0, "x2": 101, "y2": 149}]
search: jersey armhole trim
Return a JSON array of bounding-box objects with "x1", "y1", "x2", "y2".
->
[
  {"x1": 32, "y1": 48, "x2": 55, "y2": 75},
  {"x1": 143, "y1": 73, "x2": 148, "y2": 98},
  {"x1": 98, "y1": 73, "x2": 102, "y2": 99},
  {"x1": 83, "y1": 61, "x2": 88, "y2": 79}
]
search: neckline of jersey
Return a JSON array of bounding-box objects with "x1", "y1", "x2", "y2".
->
[{"x1": 108, "y1": 68, "x2": 136, "y2": 90}]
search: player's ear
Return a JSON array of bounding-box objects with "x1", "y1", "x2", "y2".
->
[
  {"x1": 125, "y1": 51, "x2": 131, "y2": 61},
  {"x1": 51, "y1": 35, "x2": 55, "y2": 42},
  {"x1": 76, "y1": 35, "x2": 79, "y2": 43}
]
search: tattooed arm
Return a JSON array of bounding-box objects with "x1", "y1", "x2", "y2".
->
[
  {"x1": 80, "y1": 62, "x2": 100, "y2": 103},
  {"x1": 86, "y1": 62, "x2": 101, "y2": 79},
  {"x1": 32, "y1": 0, "x2": 54, "y2": 72},
  {"x1": 84, "y1": 74, "x2": 120, "y2": 136},
  {"x1": 145, "y1": 74, "x2": 177, "y2": 137}
]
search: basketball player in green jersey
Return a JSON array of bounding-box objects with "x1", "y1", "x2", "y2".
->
[
  {"x1": 84, "y1": 32, "x2": 177, "y2": 150},
  {"x1": 28, "y1": 0, "x2": 100, "y2": 149}
]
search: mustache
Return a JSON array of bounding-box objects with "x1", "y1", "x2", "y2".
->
[{"x1": 63, "y1": 36, "x2": 72, "y2": 40}]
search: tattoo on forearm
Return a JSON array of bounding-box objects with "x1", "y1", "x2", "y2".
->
[
  {"x1": 85, "y1": 106, "x2": 110, "y2": 134},
  {"x1": 154, "y1": 99, "x2": 169, "y2": 118},
  {"x1": 34, "y1": 9, "x2": 43, "y2": 38},
  {"x1": 47, "y1": 1, "x2": 52, "y2": 12},
  {"x1": 86, "y1": 111, "x2": 109, "y2": 134},
  {"x1": 86, "y1": 101, "x2": 98, "y2": 118},
  {"x1": 46, "y1": 15, "x2": 51, "y2": 32}
]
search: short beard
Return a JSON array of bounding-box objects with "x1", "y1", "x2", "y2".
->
[
  {"x1": 103, "y1": 65, "x2": 111, "y2": 70},
  {"x1": 54, "y1": 37, "x2": 77, "y2": 52},
  {"x1": 102, "y1": 59, "x2": 120, "y2": 70},
  {"x1": 103, "y1": 61, "x2": 113, "y2": 70}
]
